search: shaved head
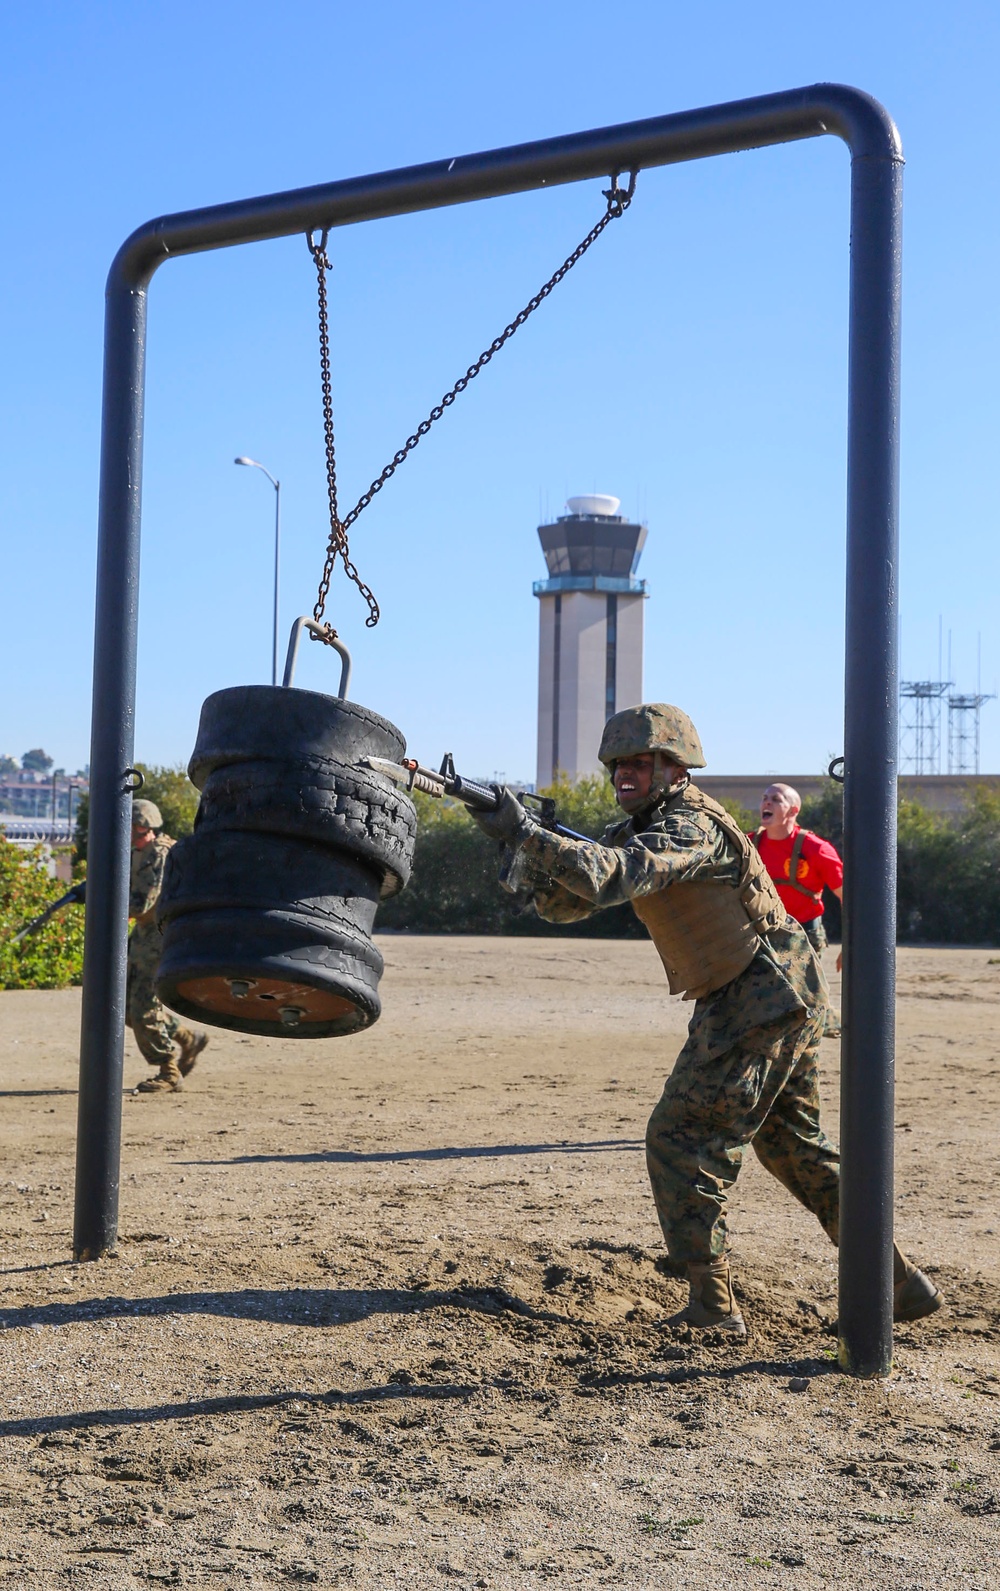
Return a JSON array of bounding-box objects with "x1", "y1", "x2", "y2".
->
[
  {"x1": 760, "y1": 783, "x2": 802, "y2": 839},
  {"x1": 765, "y1": 782, "x2": 801, "y2": 812}
]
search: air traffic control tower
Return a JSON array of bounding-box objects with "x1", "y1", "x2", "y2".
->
[{"x1": 534, "y1": 494, "x2": 647, "y2": 787}]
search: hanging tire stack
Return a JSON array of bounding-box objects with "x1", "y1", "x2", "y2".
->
[{"x1": 155, "y1": 685, "x2": 416, "y2": 1038}]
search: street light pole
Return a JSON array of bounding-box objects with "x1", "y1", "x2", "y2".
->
[{"x1": 234, "y1": 456, "x2": 281, "y2": 686}]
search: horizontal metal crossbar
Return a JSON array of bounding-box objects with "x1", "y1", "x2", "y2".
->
[{"x1": 109, "y1": 84, "x2": 900, "y2": 287}]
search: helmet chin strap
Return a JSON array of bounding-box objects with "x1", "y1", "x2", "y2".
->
[
  {"x1": 649, "y1": 750, "x2": 688, "y2": 804},
  {"x1": 648, "y1": 749, "x2": 668, "y2": 804}
]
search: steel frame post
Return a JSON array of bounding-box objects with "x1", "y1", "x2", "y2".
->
[
  {"x1": 838, "y1": 149, "x2": 903, "y2": 1378},
  {"x1": 75, "y1": 84, "x2": 903, "y2": 1379},
  {"x1": 74, "y1": 280, "x2": 147, "y2": 1260}
]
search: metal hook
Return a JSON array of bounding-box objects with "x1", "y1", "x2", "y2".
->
[
  {"x1": 306, "y1": 227, "x2": 330, "y2": 261},
  {"x1": 828, "y1": 757, "x2": 845, "y2": 784},
  {"x1": 282, "y1": 615, "x2": 352, "y2": 698},
  {"x1": 603, "y1": 170, "x2": 638, "y2": 213},
  {"x1": 123, "y1": 768, "x2": 145, "y2": 792}
]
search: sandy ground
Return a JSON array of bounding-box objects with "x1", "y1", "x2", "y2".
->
[{"x1": 0, "y1": 938, "x2": 998, "y2": 1589}]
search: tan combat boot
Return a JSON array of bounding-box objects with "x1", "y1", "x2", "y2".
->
[
  {"x1": 136, "y1": 1059, "x2": 182, "y2": 1093},
  {"x1": 177, "y1": 1030, "x2": 208, "y2": 1078},
  {"x1": 668, "y1": 1259, "x2": 747, "y2": 1338},
  {"x1": 893, "y1": 1244, "x2": 944, "y2": 1322}
]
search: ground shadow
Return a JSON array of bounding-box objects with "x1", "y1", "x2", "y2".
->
[
  {"x1": 184, "y1": 1137, "x2": 644, "y2": 1168},
  {"x1": 0, "y1": 1353, "x2": 840, "y2": 1441},
  {"x1": 0, "y1": 1282, "x2": 572, "y2": 1335},
  {"x1": 574, "y1": 1355, "x2": 841, "y2": 1394},
  {"x1": 0, "y1": 1380, "x2": 474, "y2": 1440},
  {"x1": 0, "y1": 1088, "x2": 76, "y2": 1098}
]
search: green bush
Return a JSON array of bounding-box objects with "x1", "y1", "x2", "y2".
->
[
  {"x1": 75, "y1": 763, "x2": 199, "y2": 863},
  {"x1": 897, "y1": 786, "x2": 1000, "y2": 943},
  {"x1": 0, "y1": 838, "x2": 85, "y2": 989}
]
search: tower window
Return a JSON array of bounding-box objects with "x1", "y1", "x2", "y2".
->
[
  {"x1": 552, "y1": 593, "x2": 562, "y2": 776},
  {"x1": 605, "y1": 594, "x2": 618, "y2": 720}
]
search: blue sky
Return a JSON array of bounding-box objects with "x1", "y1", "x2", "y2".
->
[{"x1": 1, "y1": 1, "x2": 997, "y2": 781}]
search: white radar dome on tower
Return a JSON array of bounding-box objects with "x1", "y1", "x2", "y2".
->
[{"x1": 566, "y1": 494, "x2": 620, "y2": 518}]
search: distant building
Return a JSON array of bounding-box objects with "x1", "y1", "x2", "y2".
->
[
  {"x1": 0, "y1": 768, "x2": 86, "y2": 836},
  {"x1": 535, "y1": 495, "x2": 647, "y2": 787},
  {"x1": 697, "y1": 773, "x2": 1000, "y2": 819}
]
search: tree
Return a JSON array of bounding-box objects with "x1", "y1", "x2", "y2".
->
[
  {"x1": 21, "y1": 748, "x2": 53, "y2": 774},
  {"x1": 0, "y1": 754, "x2": 18, "y2": 778}
]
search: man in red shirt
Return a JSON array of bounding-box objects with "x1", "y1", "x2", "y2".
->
[{"x1": 754, "y1": 783, "x2": 843, "y2": 1034}]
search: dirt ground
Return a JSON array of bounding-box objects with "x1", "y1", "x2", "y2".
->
[{"x1": 1, "y1": 937, "x2": 998, "y2": 1589}]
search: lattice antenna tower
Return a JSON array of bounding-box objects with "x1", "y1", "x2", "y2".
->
[
  {"x1": 899, "y1": 680, "x2": 950, "y2": 775},
  {"x1": 947, "y1": 634, "x2": 995, "y2": 774}
]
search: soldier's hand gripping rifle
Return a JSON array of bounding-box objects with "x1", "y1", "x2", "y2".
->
[
  {"x1": 11, "y1": 880, "x2": 86, "y2": 944},
  {"x1": 363, "y1": 754, "x2": 591, "y2": 842}
]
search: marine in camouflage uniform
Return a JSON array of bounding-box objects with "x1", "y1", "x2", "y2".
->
[
  {"x1": 128, "y1": 799, "x2": 207, "y2": 1093},
  {"x1": 474, "y1": 705, "x2": 942, "y2": 1336}
]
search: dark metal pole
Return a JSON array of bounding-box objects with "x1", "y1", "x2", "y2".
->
[
  {"x1": 838, "y1": 148, "x2": 904, "y2": 1377},
  {"x1": 272, "y1": 480, "x2": 281, "y2": 689},
  {"x1": 73, "y1": 269, "x2": 147, "y2": 1260}
]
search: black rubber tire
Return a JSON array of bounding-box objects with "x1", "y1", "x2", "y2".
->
[
  {"x1": 155, "y1": 829, "x2": 384, "y2": 1039},
  {"x1": 157, "y1": 827, "x2": 381, "y2": 926},
  {"x1": 194, "y1": 756, "x2": 416, "y2": 897},
  {"x1": 189, "y1": 687, "x2": 407, "y2": 787}
]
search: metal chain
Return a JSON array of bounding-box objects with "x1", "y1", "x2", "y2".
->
[
  {"x1": 308, "y1": 228, "x2": 382, "y2": 629},
  {"x1": 307, "y1": 171, "x2": 637, "y2": 630}
]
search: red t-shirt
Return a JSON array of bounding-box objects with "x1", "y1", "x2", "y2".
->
[{"x1": 752, "y1": 826, "x2": 844, "y2": 924}]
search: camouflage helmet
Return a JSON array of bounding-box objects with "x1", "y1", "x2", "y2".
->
[
  {"x1": 131, "y1": 798, "x2": 163, "y2": 831},
  {"x1": 598, "y1": 703, "x2": 706, "y2": 770}
]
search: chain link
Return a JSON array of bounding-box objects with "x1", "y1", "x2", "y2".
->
[{"x1": 307, "y1": 171, "x2": 637, "y2": 629}]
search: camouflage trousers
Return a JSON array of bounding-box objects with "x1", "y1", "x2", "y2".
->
[
  {"x1": 126, "y1": 927, "x2": 186, "y2": 1066},
  {"x1": 645, "y1": 1006, "x2": 840, "y2": 1265},
  {"x1": 801, "y1": 916, "x2": 842, "y2": 1037}
]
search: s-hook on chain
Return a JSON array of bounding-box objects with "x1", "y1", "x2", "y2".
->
[{"x1": 306, "y1": 170, "x2": 638, "y2": 631}]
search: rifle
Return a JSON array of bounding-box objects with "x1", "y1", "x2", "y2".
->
[
  {"x1": 12, "y1": 881, "x2": 86, "y2": 944},
  {"x1": 363, "y1": 754, "x2": 591, "y2": 843}
]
